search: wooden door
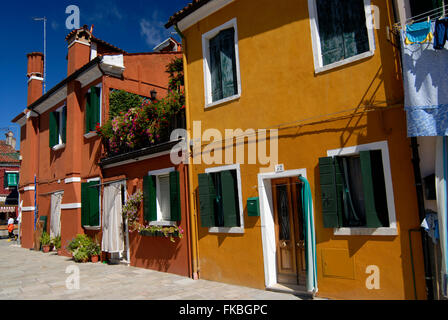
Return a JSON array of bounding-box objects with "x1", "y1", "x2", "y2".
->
[{"x1": 272, "y1": 178, "x2": 306, "y2": 287}]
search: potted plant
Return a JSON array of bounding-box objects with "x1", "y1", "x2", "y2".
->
[
  {"x1": 40, "y1": 232, "x2": 51, "y2": 253},
  {"x1": 52, "y1": 235, "x2": 62, "y2": 255},
  {"x1": 67, "y1": 234, "x2": 92, "y2": 262},
  {"x1": 88, "y1": 242, "x2": 101, "y2": 263}
]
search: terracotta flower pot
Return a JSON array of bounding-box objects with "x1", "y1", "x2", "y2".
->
[
  {"x1": 57, "y1": 249, "x2": 63, "y2": 256},
  {"x1": 42, "y1": 245, "x2": 50, "y2": 253},
  {"x1": 91, "y1": 255, "x2": 99, "y2": 263}
]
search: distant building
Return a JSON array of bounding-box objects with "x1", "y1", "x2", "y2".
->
[{"x1": 0, "y1": 131, "x2": 20, "y2": 225}]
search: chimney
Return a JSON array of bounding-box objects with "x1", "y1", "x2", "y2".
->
[
  {"x1": 5, "y1": 131, "x2": 16, "y2": 150},
  {"x1": 26, "y1": 52, "x2": 44, "y2": 106},
  {"x1": 66, "y1": 25, "x2": 92, "y2": 76}
]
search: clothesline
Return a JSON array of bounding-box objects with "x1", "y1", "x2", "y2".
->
[{"x1": 393, "y1": 4, "x2": 447, "y2": 31}]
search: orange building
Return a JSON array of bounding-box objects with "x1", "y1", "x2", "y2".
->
[
  {"x1": 166, "y1": 0, "x2": 428, "y2": 299},
  {"x1": 12, "y1": 26, "x2": 191, "y2": 277}
]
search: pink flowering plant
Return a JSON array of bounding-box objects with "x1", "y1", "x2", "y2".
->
[{"x1": 97, "y1": 58, "x2": 185, "y2": 156}]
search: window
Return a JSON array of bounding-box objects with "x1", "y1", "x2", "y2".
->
[
  {"x1": 4, "y1": 172, "x2": 19, "y2": 188},
  {"x1": 81, "y1": 180, "x2": 100, "y2": 228},
  {"x1": 197, "y1": 164, "x2": 244, "y2": 233},
  {"x1": 143, "y1": 169, "x2": 181, "y2": 224},
  {"x1": 49, "y1": 105, "x2": 67, "y2": 149},
  {"x1": 85, "y1": 85, "x2": 101, "y2": 134},
  {"x1": 202, "y1": 18, "x2": 241, "y2": 107},
  {"x1": 308, "y1": 0, "x2": 375, "y2": 73},
  {"x1": 319, "y1": 141, "x2": 397, "y2": 235}
]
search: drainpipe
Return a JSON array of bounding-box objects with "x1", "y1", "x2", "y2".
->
[
  {"x1": 174, "y1": 23, "x2": 200, "y2": 280},
  {"x1": 410, "y1": 137, "x2": 434, "y2": 300}
]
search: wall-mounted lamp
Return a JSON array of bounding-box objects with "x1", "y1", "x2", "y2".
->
[{"x1": 150, "y1": 89, "x2": 157, "y2": 101}]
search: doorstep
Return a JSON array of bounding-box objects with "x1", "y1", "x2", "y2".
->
[{"x1": 266, "y1": 283, "x2": 315, "y2": 300}]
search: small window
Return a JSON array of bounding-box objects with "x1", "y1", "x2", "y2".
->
[
  {"x1": 81, "y1": 181, "x2": 100, "y2": 228},
  {"x1": 4, "y1": 173, "x2": 19, "y2": 188},
  {"x1": 143, "y1": 170, "x2": 181, "y2": 224},
  {"x1": 202, "y1": 18, "x2": 241, "y2": 107},
  {"x1": 49, "y1": 106, "x2": 66, "y2": 148},
  {"x1": 308, "y1": 0, "x2": 375, "y2": 72},
  {"x1": 85, "y1": 85, "x2": 101, "y2": 133},
  {"x1": 198, "y1": 168, "x2": 242, "y2": 230},
  {"x1": 319, "y1": 150, "x2": 390, "y2": 229}
]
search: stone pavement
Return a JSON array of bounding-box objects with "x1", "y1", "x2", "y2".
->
[{"x1": 0, "y1": 239, "x2": 302, "y2": 300}]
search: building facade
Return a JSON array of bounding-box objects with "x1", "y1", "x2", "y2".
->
[
  {"x1": 166, "y1": 0, "x2": 428, "y2": 299},
  {"x1": 12, "y1": 27, "x2": 191, "y2": 277}
]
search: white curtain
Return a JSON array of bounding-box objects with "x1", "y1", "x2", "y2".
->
[
  {"x1": 102, "y1": 183, "x2": 124, "y2": 253},
  {"x1": 50, "y1": 193, "x2": 62, "y2": 238},
  {"x1": 436, "y1": 137, "x2": 448, "y2": 297}
]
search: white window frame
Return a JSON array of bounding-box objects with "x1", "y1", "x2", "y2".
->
[
  {"x1": 52, "y1": 104, "x2": 66, "y2": 151},
  {"x1": 326, "y1": 140, "x2": 398, "y2": 236},
  {"x1": 148, "y1": 168, "x2": 177, "y2": 226},
  {"x1": 308, "y1": 0, "x2": 376, "y2": 74},
  {"x1": 84, "y1": 177, "x2": 101, "y2": 230},
  {"x1": 202, "y1": 18, "x2": 242, "y2": 109},
  {"x1": 84, "y1": 83, "x2": 102, "y2": 138},
  {"x1": 205, "y1": 163, "x2": 244, "y2": 234}
]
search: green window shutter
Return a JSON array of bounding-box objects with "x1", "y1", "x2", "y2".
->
[
  {"x1": 220, "y1": 170, "x2": 239, "y2": 227},
  {"x1": 88, "y1": 181, "x2": 100, "y2": 227},
  {"x1": 49, "y1": 111, "x2": 58, "y2": 148},
  {"x1": 359, "y1": 151, "x2": 383, "y2": 228},
  {"x1": 143, "y1": 175, "x2": 157, "y2": 222},
  {"x1": 81, "y1": 182, "x2": 90, "y2": 226},
  {"x1": 198, "y1": 173, "x2": 216, "y2": 228},
  {"x1": 169, "y1": 171, "x2": 181, "y2": 222},
  {"x1": 219, "y1": 28, "x2": 238, "y2": 99},
  {"x1": 90, "y1": 87, "x2": 101, "y2": 131},
  {"x1": 85, "y1": 91, "x2": 91, "y2": 134},
  {"x1": 318, "y1": 157, "x2": 343, "y2": 228},
  {"x1": 7, "y1": 173, "x2": 17, "y2": 187},
  {"x1": 209, "y1": 34, "x2": 223, "y2": 102},
  {"x1": 61, "y1": 106, "x2": 67, "y2": 144}
]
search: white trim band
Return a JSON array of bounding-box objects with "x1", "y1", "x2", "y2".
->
[
  {"x1": 22, "y1": 207, "x2": 36, "y2": 212},
  {"x1": 61, "y1": 203, "x2": 82, "y2": 210},
  {"x1": 24, "y1": 186, "x2": 35, "y2": 191},
  {"x1": 65, "y1": 177, "x2": 81, "y2": 184}
]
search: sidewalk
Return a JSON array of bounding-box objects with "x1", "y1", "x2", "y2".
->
[{"x1": 0, "y1": 239, "x2": 303, "y2": 300}]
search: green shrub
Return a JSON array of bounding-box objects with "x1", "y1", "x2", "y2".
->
[
  {"x1": 87, "y1": 242, "x2": 101, "y2": 256},
  {"x1": 40, "y1": 232, "x2": 51, "y2": 246},
  {"x1": 109, "y1": 90, "x2": 144, "y2": 118},
  {"x1": 51, "y1": 235, "x2": 61, "y2": 249},
  {"x1": 67, "y1": 234, "x2": 91, "y2": 253},
  {"x1": 73, "y1": 247, "x2": 90, "y2": 263}
]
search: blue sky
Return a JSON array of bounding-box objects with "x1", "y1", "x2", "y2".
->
[{"x1": 1, "y1": 0, "x2": 188, "y2": 149}]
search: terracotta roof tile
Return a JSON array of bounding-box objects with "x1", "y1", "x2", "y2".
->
[
  {"x1": 165, "y1": 0, "x2": 211, "y2": 28},
  {"x1": 0, "y1": 141, "x2": 20, "y2": 163}
]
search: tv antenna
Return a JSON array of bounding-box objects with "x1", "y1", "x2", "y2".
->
[{"x1": 33, "y1": 17, "x2": 47, "y2": 94}]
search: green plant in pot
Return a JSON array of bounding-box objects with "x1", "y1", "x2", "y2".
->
[
  {"x1": 40, "y1": 232, "x2": 51, "y2": 253},
  {"x1": 73, "y1": 247, "x2": 90, "y2": 263},
  {"x1": 67, "y1": 234, "x2": 92, "y2": 262},
  {"x1": 88, "y1": 242, "x2": 101, "y2": 263},
  {"x1": 51, "y1": 235, "x2": 62, "y2": 255}
]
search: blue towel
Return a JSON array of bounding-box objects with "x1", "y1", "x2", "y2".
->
[{"x1": 406, "y1": 21, "x2": 433, "y2": 44}]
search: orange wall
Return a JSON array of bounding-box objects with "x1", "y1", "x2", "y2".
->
[
  {"x1": 182, "y1": 0, "x2": 426, "y2": 299},
  {"x1": 103, "y1": 155, "x2": 191, "y2": 277}
]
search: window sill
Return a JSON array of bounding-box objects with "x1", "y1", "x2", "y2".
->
[
  {"x1": 149, "y1": 221, "x2": 177, "y2": 227},
  {"x1": 205, "y1": 93, "x2": 240, "y2": 109},
  {"x1": 52, "y1": 144, "x2": 66, "y2": 151},
  {"x1": 333, "y1": 227, "x2": 398, "y2": 236},
  {"x1": 84, "y1": 132, "x2": 98, "y2": 139},
  {"x1": 208, "y1": 226, "x2": 244, "y2": 234},
  {"x1": 83, "y1": 226, "x2": 101, "y2": 231},
  {"x1": 314, "y1": 50, "x2": 375, "y2": 74}
]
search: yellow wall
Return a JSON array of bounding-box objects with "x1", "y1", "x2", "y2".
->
[{"x1": 183, "y1": 0, "x2": 426, "y2": 299}]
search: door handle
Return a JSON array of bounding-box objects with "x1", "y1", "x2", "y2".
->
[
  {"x1": 297, "y1": 241, "x2": 304, "y2": 248},
  {"x1": 280, "y1": 241, "x2": 287, "y2": 248}
]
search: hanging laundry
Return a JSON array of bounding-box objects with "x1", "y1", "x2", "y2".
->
[
  {"x1": 401, "y1": 22, "x2": 448, "y2": 137},
  {"x1": 421, "y1": 210, "x2": 440, "y2": 244},
  {"x1": 405, "y1": 21, "x2": 434, "y2": 45},
  {"x1": 434, "y1": 18, "x2": 448, "y2": 49}
]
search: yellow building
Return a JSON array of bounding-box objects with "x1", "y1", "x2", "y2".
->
[{"x1": 166, "y1": 0, "x2": 427, "y2": 299}]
